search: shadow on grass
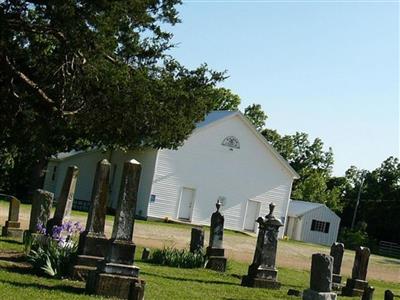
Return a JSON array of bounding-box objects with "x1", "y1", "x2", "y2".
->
[
  {"x1": 0, "y1": 277, "x2": 84, "y2": 294},
  {"x1": 0, "y1": 253, "x2": 27, "y2": 263},
  {"x1": 0, "y1": 262, "x2": 34, "y2": 275},
  {"x1": 0, "y1": 237, "x2": 24, "y2": 245},
  {"x1": 141, "y1": 270, "x2": 238, "y2": 286}
]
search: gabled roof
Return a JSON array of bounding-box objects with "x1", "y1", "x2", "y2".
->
[
  {"x1": 195, "y1": 110, "x2": 300, "y2": 179},
  {"x1": 50, "y1": 111, "x2": 300, "y2": 180},
  {"x1": 196, "y1": 111, "x2": 238, "y2": 128},
  {"x1": 288, "y1": 200, "x2": 324, "y2": 217}
]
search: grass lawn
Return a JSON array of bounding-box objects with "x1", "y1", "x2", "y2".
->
[{"x1": 0, "y1": 237, "x2": 399, "y2": 300}]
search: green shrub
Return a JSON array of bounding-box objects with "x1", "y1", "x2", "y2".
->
[
  {"x1": 25, "y1": 221, "x2": 82, "y2": 278},
  {"x1": 338, "y1": 227, "x2": 369, "y2": 250},
  {"x1": 149, "y1": 246, "x2": 205, "y2": 268}
]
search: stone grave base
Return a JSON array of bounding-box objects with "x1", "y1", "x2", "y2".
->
[
  {"x1": 71, "y1": 255, "x2": 103, "y2": 281},
  {"x1": 205, "y1": 256, "x2": 227, "y2": 272},
  {"x1": 341, "y1": 278, "x2": 368, "y2": 297},
  {"x1": 2, "y1": 226, "x2": 24, "y2": 239},
  {"x1": 302, "y1": 289, "x2": 337, "y2": 300},
  {"x1": 206, "y1": 247, "x2": 224, "y2": 257},
  {"x1": 107, "y1": 239, "x2": 136, "y2": 265},
  {"x1": 99, "y1": 261, "x2": 140, "y2": 277},
  {"x1": 241, "y1": 275, "x2": 281, "y2": 289},
  {"x1": 86, "y1": 271, "x2": 145, "y2": 300},
  {"x1": 331, "y1": 274, "x2": 342, "y2": 290},
  {"x1": 78, "y1": 233, "x2": 109, "y2": 258}
]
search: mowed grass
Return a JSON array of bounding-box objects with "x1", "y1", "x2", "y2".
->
[{"x1": 0, "y1": 237, "x2": 399, "y2": 300}]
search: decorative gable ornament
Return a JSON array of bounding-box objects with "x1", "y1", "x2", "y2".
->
[{"x1": 222, "y1": 136, "x2": 240, "y2": 150}]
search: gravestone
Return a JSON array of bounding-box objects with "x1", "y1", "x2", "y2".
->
[
  {"x1": 342, "y1": 246, "x2": 371, "y2": 297},
  {"x1": 241, "y1": 202, "x2": 282, "y2": 289},
  {"x1": 86, "y1": 159, "x2": 145, "y2": 300},
  {"x1": 190, "y1": 227, "x2": 204, "y2": 253},
  {"x1": 29, "y1": 189, "x2": 53, "y2": 233},
  {"x1": 303, "y1": 253, "x2": 337, "y2": 300},
  {"x1": 2, "y1": 197, "x2": 24, "y2": 239},
  {"x1": 205, "y1": 200, "x2": 227, "y2": 272},
  {"x1": 362, "y1": 286, "x2": 375, "y2": 300},
  {"x1": 47, "y1": 166, "x2": 79, "y2": 232},
  {"x1": 141, "y1": 248, "x2": 150, "y2": 261},
  {"x1": 330, "y1": 242, "x2": 344, "y2": 289},
  {"x1": 384, "y1": 290, "x2": 395, "y2": 300},
  {"x1": 23, "y1": 189, "x2": 54, "y2": 243},
  {"x1": 72, "y1": 159, "x2": 111, "y2": 280}
]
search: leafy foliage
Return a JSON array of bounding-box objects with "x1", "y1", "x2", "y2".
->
[
  {"x1": 149, "y1": 246, "x2": 205, "y2": 268},
  {"x1": 0, "y1": 1, "x2": 224, "y2": 194},
  {"x1": 25, "y1": 221, "x2": 82, "y2": 278},
  {"x1": 210, "y1": 87, "x2": 241, "y2": 111},
  {"x1": 244, "y1": 104, "x2": 267, "y2": 131}
]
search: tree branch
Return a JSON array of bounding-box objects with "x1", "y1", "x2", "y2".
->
[{"x1": 5, "y1": 55, "x2": 57, "y2": 110}]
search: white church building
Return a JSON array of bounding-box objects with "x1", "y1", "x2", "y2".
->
[{"x1": 43, "y1": 111, "x2": 299, "y2": 235}]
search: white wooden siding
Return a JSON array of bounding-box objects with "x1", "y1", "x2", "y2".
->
[
  {"x1": 43, "y1": 149, "x2": 157, "y2": 217},
  {"x1": 299, "y1": 206, "x2": 340, "y2": 246},
  {"x1": 148, "y1": 114, "x2": 294, "y2": 236}
]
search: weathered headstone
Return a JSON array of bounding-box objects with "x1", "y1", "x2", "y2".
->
[
  {"x1": 2, "y1": 196, "x2": 24, "y2": 239},
  {"x1": 190, "y1": 227, "x2": 204, "y2": 253},
  {"x1": 29, "y1": 189, "x2": 53, "y2": 233},
  {"x1": 362, "y1": 286, "x2": 375, "y2": 300},
  {"x1": 342, "y1": 246, "x2": 371, "y2": 297},
  {"x1": 141, "y1": 248, "x2": 150, "y2": 261},
  {"x1": 330, "y1": 242, "x2": 344, "y2": 289},
  {"x1": 72, "y1": 159, "x2": 111, "y2": 280},
  {"x1": 205, "y1": 200, "x2": 227, "y2": 272},
  {"x1": 241, "y1": 202, "x2": 283, "y2": 289},
  {"x1": 384, "y1": 290, "x2": 395, "y2": 300},
  {"x1": 303, "y1": 253, "x2": 337, "y2": 300},
  {"x1": 47, "y1": 166, "x2": 79, "y2": 233},
  {"x1": 86, "y1": 159, "x2": 145, "y2": 300}
]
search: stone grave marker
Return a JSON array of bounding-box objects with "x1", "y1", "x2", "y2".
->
[
  {"x1": 190, "y1": 227, "x2": 204, "y2": 253},
  {"x1": 302, "y1": 253, "x2": 337, "y2": 300},
  {"x1": 47, "y1": 165, "x2": 79, "y2": 232},
  {"x1": 72, "y1": 159, "x2": 111, "y2": 280},
  {"x1": 86, "y1": 159, "x2": 145, "y2": 300},
  {"x1": 330, "y1": 242, "x2": 344, "y2": 289},
  {"x1": 28, "y1": 189, "x2": 53, "y2": 233},
  {"x1": 205, "y1": 200, "x2": 227, "y2": 272},
  {"x1": 362, "y1": 286, "x2": 375, "y2": 300},
  {"x1": 141, "y1": 248, "x2": 150, "y2": 261},
  {"x1": 241, "y1": 202, "x2": 282, "y2": 289},
  {"x1": 2, "y1": 196, "x2": 24, "y2": 239},
  {"x1": 384, "y1": 290, "x2": 395, "y2": 300},
  {"x1": 342, "y1": 246, "x2": 371, "y2": 297}
]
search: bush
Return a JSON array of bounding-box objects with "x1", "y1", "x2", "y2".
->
[
  {"x1": 25, "y1": 221, "x2": 83, "y2": 278},
  {"x1": 149, "y1": 246, "x2": 205, "y2": 268},
  {"x1": 338, "y1": 227, "x2": 369, "y2": 250}
]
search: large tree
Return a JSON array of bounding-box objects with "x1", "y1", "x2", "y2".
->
[
  {"x1": 341, "y1": 157, "x2": 400, "y2": 242},
  {"x1": 0, "y1": 1, "x2": 224, "y2": 195}
]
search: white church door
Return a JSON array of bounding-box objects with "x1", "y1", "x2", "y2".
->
[
  {"x1": 178, "y1": 187, "x2": 195, "y2": 220},
  {"x1": 244, "y1": 200, "x2": 261, "y2": 231}
]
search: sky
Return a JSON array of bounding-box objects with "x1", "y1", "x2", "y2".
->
[{"x1": 165, "y1": 0, "x2": 399, "y2": 176}]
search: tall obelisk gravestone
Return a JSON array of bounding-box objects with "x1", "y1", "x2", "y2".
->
[
  {"x1": 330, "y1": 242, "x2": 344, "y2": 289},
  {"x1": 2, "y1": 197, "x2": 24, "y2": 239},
  {"x1": 46, "y1": 166, "x2": 79, "y2": 232},
  {"x1": 86, "y1": 159, "x2": 145, "y2": 300},
  {"x1": 342, "y1": 246, "x2": 371, "y2": 297},
  {"x1": 241, "y1": 202, "x2": 282, "y2": 289},
  {"x1": 205, "y1": 200, "x2": 227, "y2": 272},
  {"x1": 72, "y1": 159, "x2": 111, "y2": 280}
]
